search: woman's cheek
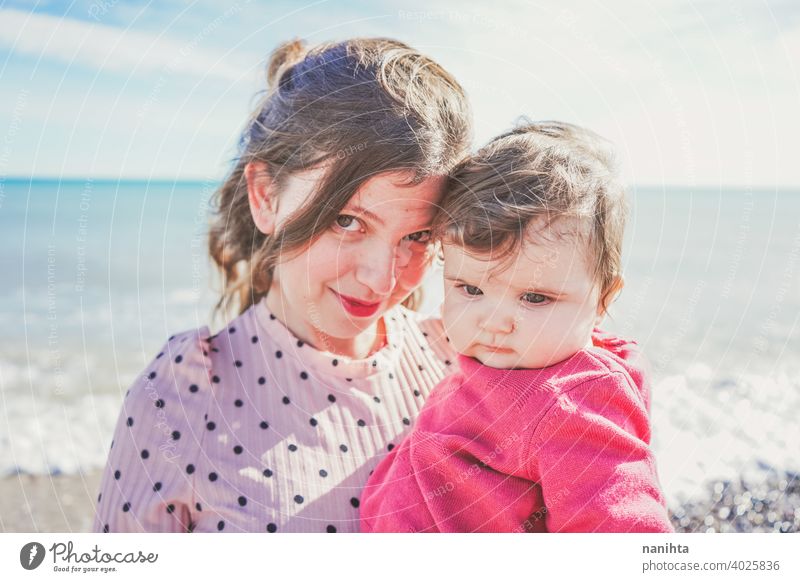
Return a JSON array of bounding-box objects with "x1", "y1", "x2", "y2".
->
[{"x1": 397, "y1": 246, "x2": 435, "y2": 289}]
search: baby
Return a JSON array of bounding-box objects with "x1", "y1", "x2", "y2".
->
[{"x1": 360, "y1": 121, "x2": 674, "y2": 532}]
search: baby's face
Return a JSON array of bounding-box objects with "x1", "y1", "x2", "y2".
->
[{"x1": 441, "y1": 223, "x2": 603, "y2": 369}]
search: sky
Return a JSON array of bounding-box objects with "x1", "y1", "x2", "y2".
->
[{"x1": 1, "y1": 0, "x2": 799, "y2": 188}]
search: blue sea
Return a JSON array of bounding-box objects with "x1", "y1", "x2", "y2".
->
[{"x1": 1, "y1": 178, "x2": 799, "y2": 506}]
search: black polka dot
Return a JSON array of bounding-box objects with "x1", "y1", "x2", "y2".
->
[
  {"x1": 157, "y1": 352, "x2": 164, "y2": 359},
  {"x1": 103, "y1": 524, "x2": 109, "y2": 533},
  {"x1": 387, "y1": 443, "x2": 395, "y2": 451},
  {"x1": 340, "y1": 444, "x2": 348, "y2": 453},
  {"x1": 288, "y1": 444, "x2": 298, "y2": 452},
  {"x1": 114, "y1": 470, "x2": 121, "y2": 480},
  {"x1": 233, "y1": 445, "x2": 243, "y2": 455},
  {"x1": 153, "y1": 482, "x2": 162, "y2": 492},
  {"x1": 373, "y1": 396, "x2": 381, "y2": 403},
  {"x1": 263, "y1": 468, "x2": 273, "y2": 478},
  {"x1": 294, "y1": 495, "x2": 304, "y2": 504},
  {"x1": 234, "y1": 399, "x2": 243, "y2": 407},
  {"x1": 172, "y1": 430, "x2": 181, "y2": 441},
  {"x1": 166, "y1": 504, "x2": 175, "y2": 514},
  {"x1": 258, "y1": 377, "x2": 266, "y2": 385},
  {"x1": 110, "y1": 440, "x2": 114, "y2": 449},
  {"x1": 98, "y1": 493, "x2": 101, "y2": 502},
  {"x1": 300, "y1": 371, "x2": 308, "y2": 380},
  {"x1": 212, "y1": 348, "x2": 219, "y2": 352},
  {"x1": 326, "y1": 525, "x2": 337, "y2": 533},
  {"x1": 328, "y1": 394, "x2": 336, "y2": 403},
  {"x1": 372, "y1": 360, "x2": 378, "y2": 367},
  {"x1": 319, "y1": 469, "x2": 328, "y2": 478},
  {"x1": 332, "y1": 359, "x2": 338, "y2": 366},
  {"x1": 155, "y1": 399, "x2": 164, "y2": 408},
  {"x1": 238, "y1": 496, "x2": 247, "y2": 506},
  {"x1": 388, "y1": 373, "x2": 394, "y2": 379},
  {"x1": 418, "y1": 365, "x2": 424, "y2": 371},
  {"x1": 229, "y1": 327, "x2": 236, "y2": 334},
  {"x1": 346, "y1": 378, "x2": 352, "y2": 382},
  {"x1": 445, "y1": 360, "x2": 452, "y2": 366},
  {"x1": 175, "y1": 355, "x2": 183, "y2": 363},
  {"x1": 350, "y1": 497, "x2": 360, "y2": 508},
  {"x1": 209, "y1": 472, "x2": 218, "y2": 482},
  {"x1": 148, "y1": 371, "x2": 156, "y2": 380},
  {"x1": 309, "y1": 418, "x2": 318, "y2": 427},
  {"x1": 126, "y1": 417, "x2": 134, "y2": 427},
  {"x1": 259, "y1": 421, "x2": 269, "y2": 429},
  {"x1": 217, "y1": 520, "x2": 225, "y2": 531},
  {"x1": 275, "y1": 351, "x2": 282, "y2": 359},
  {"x1": 414, "y1": 390, "x2": 421, "y2": 397},
  {"x1": 267, "y1": 523, "x2": 277, "y2": 532},
  {"x1": 297, "y1": 340, "x2": 304, "y2": 348},
  {"x1": 122, "y1": 502, "x2": 131, "y2": 512},
  {"x1": 169, "y1": 335, "x2": 175, "y2": 340},
  {"x1": 282, "y1": 396, "x2": 290, "y2": 405},
  {"x1": 422, "y1": 331, "x2": 428, "y2": 337},
  {"x1": 269, "y1": 313, "x2": 276, "y2": 320},
  {"x1": 206, "y1": 421, "x2": 216, "y2": 431},
  {"x1": 195, "y1": 502, "x2": 202, "y2": 512},
  {"x1": 234, "y1": 360, "x2": 243, "y2": 368},
  {"x1": 251, "y1": 336, "x2": 258, "y2": 344},
  {"x1": 141, "y1": 450, "x2": 149, "y2": 459},
  {"x1": 212, "y1": 375, "x2": 220, "y2": 383},
  {"x1": 188, "y1": 522, "x2": 196, "y2": 532},
  {"x1": 189, "y1": 384, "x2": 199, "y2": 393},
  {"x1": 357, "y1": 419, "x2": 366, "y2": 427},
  {"x1": 186, "y1": 464, "x2": 195, "y2": 475},
  {"x1": 402, "y1": 417, "x2": 410, "y2": 425}
]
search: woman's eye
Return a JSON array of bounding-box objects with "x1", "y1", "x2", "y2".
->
[
  {"x1": 403, "y1": 230, "x2": 431, "y2": 244},
  {"x1": 461, "y1": 284, "x2": 483, "y2": 297},
  {"x1": 522, "y1": 292, "x2": 548, "y2": 305},
  {"x1": 334, "y1": 215, "x2": 362, "y2": 232}
]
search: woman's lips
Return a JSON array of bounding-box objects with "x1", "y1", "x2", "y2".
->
[{"x1": 332, "y1": 290, "x2": 382, "y2": 318}]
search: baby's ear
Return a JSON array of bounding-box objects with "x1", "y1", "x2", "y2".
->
[
  {"x1": 245, "y1": 161, "x2": 279, "y2": 235},
  {"x1": 595, "y1": 276, "x2": 625, "y2": 324}
]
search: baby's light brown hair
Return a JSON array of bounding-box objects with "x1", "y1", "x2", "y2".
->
[{"x1": 433, "y1": 121, "x2": 628, "y2": 314}]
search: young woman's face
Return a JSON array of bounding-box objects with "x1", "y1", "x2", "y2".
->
[
  {"x1": 256, "y1": 165, "x2": 445, "y2": 350},
  {"x1": 441, "y1": 222, "x2": 607, "y2": 369}
]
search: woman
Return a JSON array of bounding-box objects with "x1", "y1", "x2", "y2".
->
[{"x1": 92, "y1": 37, "x2": 471, "y2": 532}]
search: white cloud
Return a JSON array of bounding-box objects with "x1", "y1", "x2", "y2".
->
[{"x1": 0, "y1": 7, "x2": 257, "y2": 81}]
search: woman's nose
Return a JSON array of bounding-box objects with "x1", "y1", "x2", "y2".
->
[{"x1": 354, "y1": 241, "x2": 398, "y2": 297}]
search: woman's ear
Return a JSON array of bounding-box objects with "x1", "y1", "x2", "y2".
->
[
  {"x1": 245, "y1": 160, "x2": 279, "y2": 235},
  {"x1": 595, "y1": 275, "x2": 625, "y2": 325}
]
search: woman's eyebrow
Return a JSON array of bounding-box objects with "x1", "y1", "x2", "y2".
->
[{"x1": 342, "y1": 205, "x2": 384, "y2": 226}]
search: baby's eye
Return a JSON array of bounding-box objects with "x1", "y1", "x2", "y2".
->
[
  {"x1": 334, "y1": 215, "x2": 362, "y2": 232},
  {"x1": 403, "y1": 230, "x2": 431, "y2": 244},
  {"x1": 460, "y1": 284, "x2": 483, "y2": 297},
  {"x1": 522, "y1": 292, "x2": 549, "y2": 305}
]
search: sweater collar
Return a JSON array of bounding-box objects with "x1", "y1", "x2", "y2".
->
[
  {"x1": 455, "y1": 328, "x2": 615, "y2": 391},
  {"x1": 252, "y1": 297, "x2": 405, "y2": 379}
]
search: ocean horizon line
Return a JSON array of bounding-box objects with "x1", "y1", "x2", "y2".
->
[{"x1": 2, "y1": 176, "x2": 798, "y2": 193}]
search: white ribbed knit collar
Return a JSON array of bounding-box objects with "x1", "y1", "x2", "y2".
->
[{"x1": 251, "y1": 297, "x2": 405, "y2": 380}]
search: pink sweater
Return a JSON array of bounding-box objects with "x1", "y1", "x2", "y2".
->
[{"x1": 360, "y1": 329, "x2": 674, "y2": 533}]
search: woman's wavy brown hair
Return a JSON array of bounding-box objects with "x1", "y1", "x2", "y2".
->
[{"x1": 208, "y1": 38, "x2": 472, "y2": 323}]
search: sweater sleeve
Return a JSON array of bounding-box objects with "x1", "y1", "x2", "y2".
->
[
  {"x1": 527, "y1": 372, "x2": 674, "y2": 533},
  {"x1": 92, "y1": 327, "x2": 212, "y2": 533}
]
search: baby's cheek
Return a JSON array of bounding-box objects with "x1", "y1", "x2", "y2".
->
[{"x1": 441, "y1": 296, "x2": 472, "y2": 353}]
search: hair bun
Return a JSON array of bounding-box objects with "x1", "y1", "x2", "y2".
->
[{"x1": 266, "y1": 39, "x2": 307, "y2": 90}]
